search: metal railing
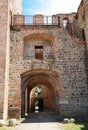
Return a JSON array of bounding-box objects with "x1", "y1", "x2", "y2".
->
[{"x1": 25, "y1": 15, "x2": 54, "y2": 25}]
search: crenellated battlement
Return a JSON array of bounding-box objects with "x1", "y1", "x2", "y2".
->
[
  {"x1": 11, "y1": 13, "x2": 85, "y2": 41},
  {"x1": 12, "y1": 13, "x2": 75, "y2": 26}
]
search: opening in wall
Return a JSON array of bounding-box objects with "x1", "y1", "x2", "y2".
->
[
  {"x1": 35, "y1": 46, "x2": 43, "y2": 60},
  {"x1": 63, "y1": 18, "x2": 68, "y2": 28}
]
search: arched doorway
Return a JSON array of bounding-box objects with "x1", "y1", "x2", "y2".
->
[
  {"x1": 21, "y1": 69, "x2": 60, "y2": 118},
  {"x1": 25, "y1": 84, "x2": 55, "y2": 115}
]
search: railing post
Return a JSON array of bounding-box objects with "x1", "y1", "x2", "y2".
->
[{"x1": 46, "y1": 16, "x2": 48, "y2": 25}]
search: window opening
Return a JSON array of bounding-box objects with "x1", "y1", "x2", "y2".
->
[{"x1": 35, "y1": 46, "x2": 43, "y2": 60}]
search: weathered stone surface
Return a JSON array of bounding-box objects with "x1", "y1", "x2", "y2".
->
[
  {"x1": 9, "y1": 119, "x2": 17, "y2": 126},
  {"x1": 70, "y1": 118, "x2": 75, "y2": 123},
  {"x1": 63, "y1": 118, "x2": 70, "y2": 123},
  {"x1": 9, "y1": 0, "x2": 22, "y2": 15},
  {"x1": 8, "y1": 24, "x2": 87, "y2": 118},
  {"x1": 0, "y1": 0, "x2": 9, "y2": 119},
  {"x1": 0, "y1": 120, "x2": 7, "y2": 127},
  {"x1": 0, "y1": 0, "x2": 88, "y2": 119}
]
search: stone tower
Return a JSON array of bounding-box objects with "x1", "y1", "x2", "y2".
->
[
  {"x1": 84, "y1": 0, "x2": 88, "y2": 50},
  {"x1": 77, "y1": 0, "x2": 88, "y2": 50},
  {"x1": 9, "y1": 0, "x2": 22, "y2": 15},
  {"x1": 0, "y1": 0, "x2": 22, "y2": 119}
]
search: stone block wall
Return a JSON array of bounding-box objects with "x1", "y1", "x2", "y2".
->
[
  {"x1": 9, "y1": 0, "x2": 22, "y2": 15},
  {"x1": 8, "y1": 25, "x2": 88, "y2": 118},
  {"x1": 0, "y1": 0, "x2": 88, "y2": 119},
  {"x1": 77, "y1": 0, "x2": 85, "y2": 29},
  {"x1": 55, "y1": 41, "x2": 87, "y2": 116},
  {"x1": 77, "y1": 0, "x2": 88, "y2": 51},
  {"x1": 0, "y1": 0, "x2": 9, "y2": 119},
  {"x1": 23, "y1": 41, "x2": 53, "y2": 60}
]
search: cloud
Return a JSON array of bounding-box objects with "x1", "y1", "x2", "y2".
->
[{"x1": 22, "y1": 0, "x2": 81, "y2": 15}]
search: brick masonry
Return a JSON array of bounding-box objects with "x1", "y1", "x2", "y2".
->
[
  {"x1": 0, "y1": 0, "x2": 88, "y2": 119},
  {"x1": 8, "y1": 24, "x2": 88, "y2": 118},
  {"x1": 0, "y1": 0, "x2": 9, "y2": 119}
]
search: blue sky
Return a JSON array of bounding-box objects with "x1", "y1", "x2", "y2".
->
[{"x1": 22, "y1": 0, "x2": 82, "y2": 15}]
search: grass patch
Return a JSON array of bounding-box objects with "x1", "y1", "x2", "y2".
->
[
  {"x1": 0, "y1": 126, "x2": 15, "y2": 130},
  {"x1": 62, "y1": 122, "x2": 88, "y2": 130}
]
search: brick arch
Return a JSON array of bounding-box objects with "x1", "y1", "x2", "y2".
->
[
  {"x1": 27, "y1": 78, "x2": 54, "y2": 91},
  {"x1": 29, "y1": 84, "x2": 55, "y2": 113},
  {"x1": 27, "y1": 78, "x2": 55, "y2": 113},
  {"x1": 23, "y1": 33, "x2": 55, "y2": 43},
  {"x1": 21, "y1": 69, "x2": 59, "y2": 90},
  {"x1": 21, "y1": 69, "x2": 61, "y2": 117},
  {"x1": 23, "y1": 32, "x2": 55, "y2": 60}
]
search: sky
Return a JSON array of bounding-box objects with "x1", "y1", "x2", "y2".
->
[{"x1": 22, "y1": 0, "x2": 82, "y2": 15}]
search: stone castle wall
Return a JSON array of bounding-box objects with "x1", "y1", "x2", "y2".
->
[
  {"x1": 77, "y1": 0, "x2": 88, "y2": 51},
  {"x1": 0, "y1": 0, "x2": 10, "y2": 119},
  {"x1": 9, "y1": 0, "x2": 22, "y2": 15},
  {"x1": 8, "y1": 25, "x2": 88, "y2": 117},
  {"x1": 0, "y1": 0, "x2": 88, "y2": 119},
  {"x1": 0, "y1": 0, "x2": 22, "y2": 119},
  {"x1": 77, "y1": 0, "x2": 85, "y2": 29}
]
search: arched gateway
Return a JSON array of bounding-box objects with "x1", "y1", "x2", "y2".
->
[
  {"x1": 21, "y1": 69, "x2": 60, "y2": 117},
  {"x1": 0, "y1": 0, "x2": 88, "y2": 120}
]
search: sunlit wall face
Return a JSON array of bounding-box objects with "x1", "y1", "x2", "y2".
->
[{"x1": 9, "y1": 0, "x2": 22, "y2": 15}]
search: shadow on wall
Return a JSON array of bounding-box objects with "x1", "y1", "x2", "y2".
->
[
  {"x1": 22, "y1": 112, "x2": 59, "y2": 123},
  {"x1": 75, "y1": 122, "x2": 88, "y2": 130},
  {"x1": 75, "y1": 117, "x2": 88, "y2": 130}
]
